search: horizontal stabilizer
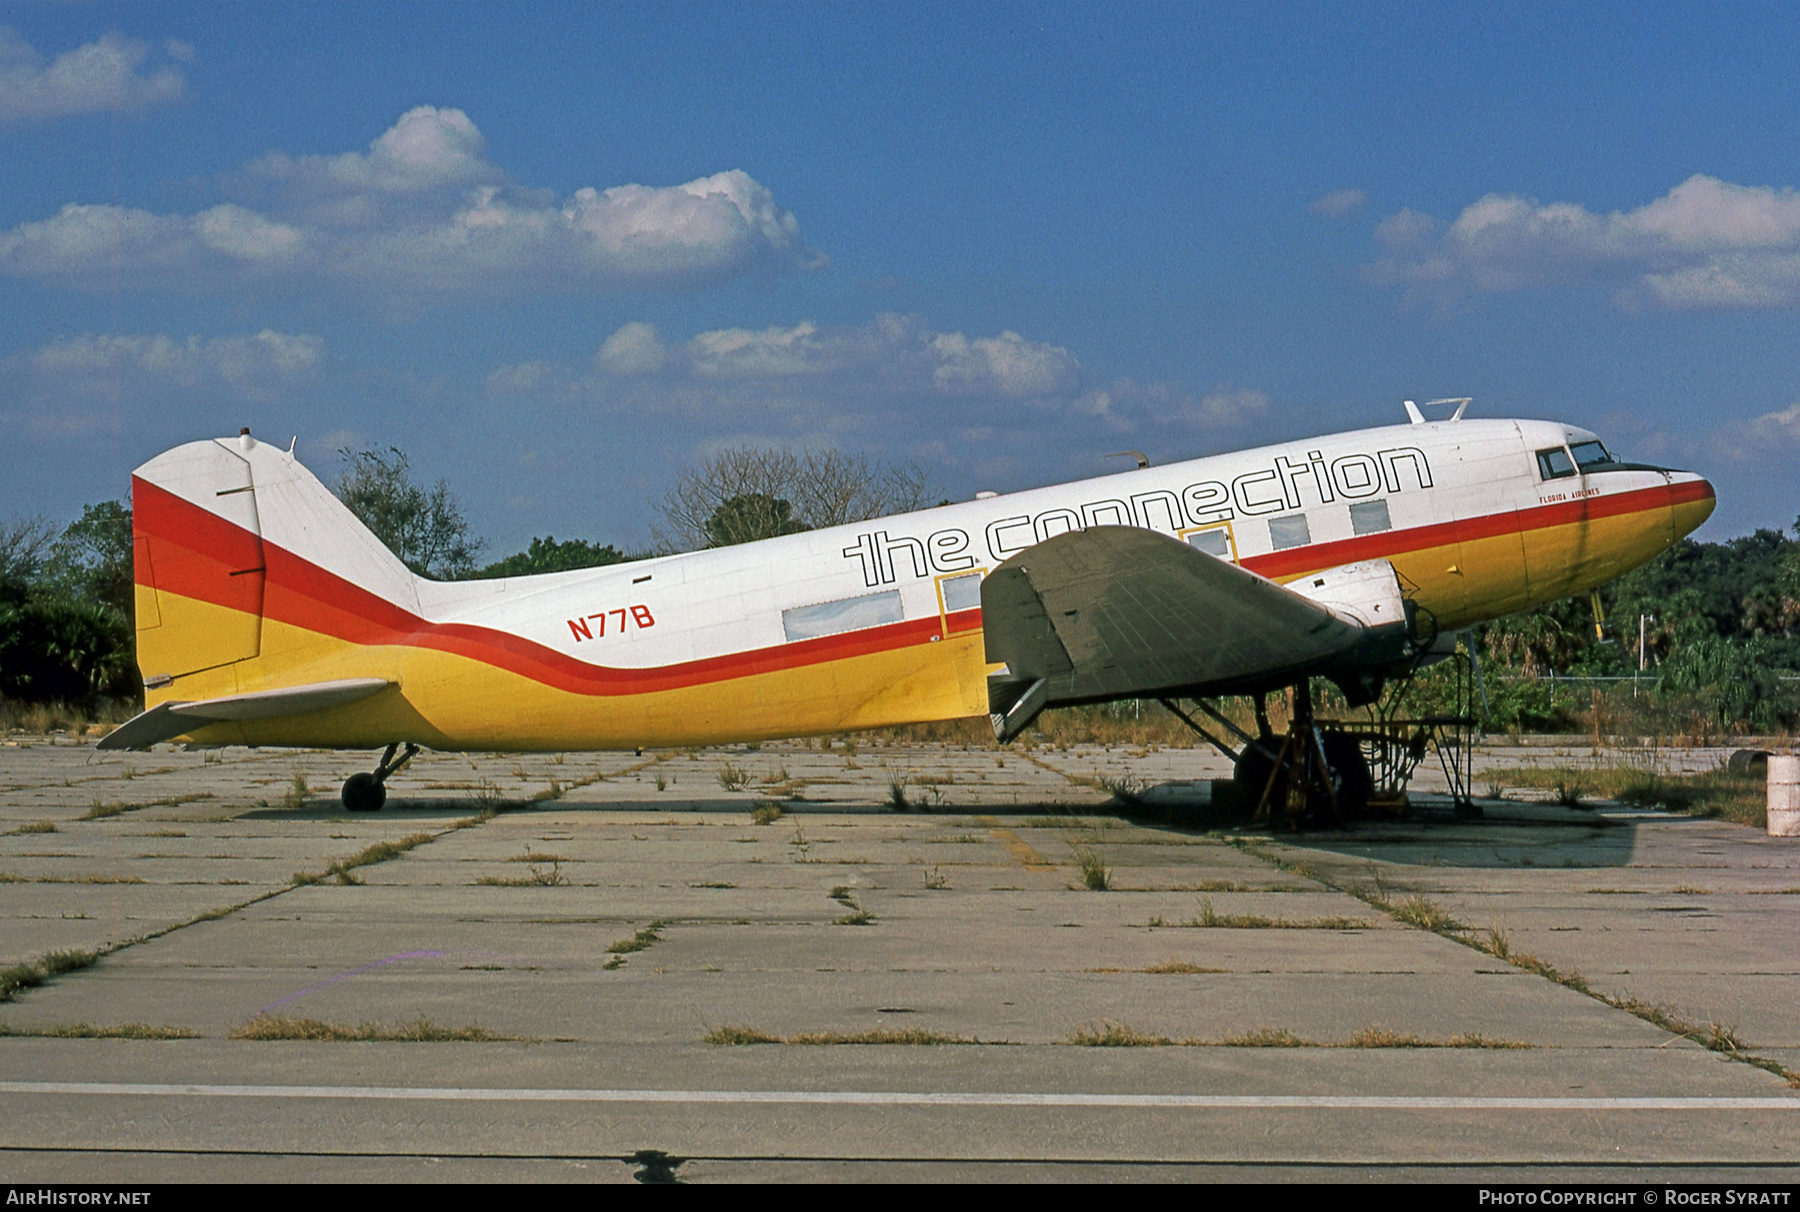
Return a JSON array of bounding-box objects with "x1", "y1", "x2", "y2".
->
[{"x1": 97, "y1": 678, "x2": 394, "y2": 752}]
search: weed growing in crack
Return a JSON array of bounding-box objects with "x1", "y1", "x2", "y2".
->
[
  {"x1": 1099, "y1": 775, "x2": 1148, "y2": 806},
  {"x1": 0, "y1": 1022, "x2": 200, "y2": 1039},
  {"x1": 922, "y1": 865, "x2": 951, "y2": 890},
  {"x1": 750, "y1": 802, "x2": 783, "y2": 825},
  {"x1": 1072, "y1": 846, "x2": 1110, "y2": 891},
  {"x1": 0, "y1": 948, "x2": 99, "y2": 1002},
  {"x1": 477, "y1": 857, "x2": 569, "y2": 887},
  {"x1": 295, "y1": 832, "x2": 435, "y2": 887},
  {"x1": 1391, "y1": 896, "x2": 1462, "y2": 933},
  {"x1": 607, "y1": 922, "x2": 666, "y2": 954},
  {"x1": 231, "y1": 1015, "x2": 526, "y2": 1042},
  {"x1": 717, "y1": 763, "x2": 750, "y2": 792},
  {"x1": 789, "y1": 825, "x2": 814, "y2": 863},
  {"x1": 1066, "y1": 1021, "x2": 1170, "y2": 1046}
]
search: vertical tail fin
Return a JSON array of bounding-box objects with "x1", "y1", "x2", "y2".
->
[{"x1": 131, "y1": 432, "x2": 419, "y2": 697}]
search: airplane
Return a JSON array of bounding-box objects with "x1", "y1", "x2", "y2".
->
[{"x1": 101, "y1": 400, "x2": 1714, "y2": 816}]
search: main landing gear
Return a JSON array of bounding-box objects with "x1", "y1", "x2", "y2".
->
[{"x1": 341, "y1": 742, "x2": 419, "y2": 812}]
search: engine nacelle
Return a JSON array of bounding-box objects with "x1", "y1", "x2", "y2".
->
[{"x1": 1286, "y1": 558, "x2": 1419, "y2": 705}]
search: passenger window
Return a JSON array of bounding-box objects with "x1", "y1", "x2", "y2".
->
[
  {"x1": 1268, "y1": 514, "x2": 1311, "y2": 551},
  {"x1": 1349, "y1": 499, "x2": 1391, "y2": 535},
  {"x1": 1185, "y1": 528, "x2": 1231, "y2": 559},
  {"x1": 783, "y1": 590, "x2": 903, "y2": 642},
  {"x1": 1536, "y1": 447, "x2": 1575, "y2": 480},
  {"x1": 939, "y1": 571, "x2": 983, "y2": 613}
]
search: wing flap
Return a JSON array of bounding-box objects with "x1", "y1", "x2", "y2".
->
[
  {"x1": 981, "y1": 527, "x2": 1373, "y2": 738},
  {"x1": 97, "y1": 678, "x2": 393, "y2": 751}
]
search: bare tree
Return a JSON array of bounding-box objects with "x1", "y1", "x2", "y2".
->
[
  {"x1": 656, "y1": 447, "x2": 940, "y2": 551},
  {"x1": 0, "y1": 516, "x2": 56, "y2": 588}
]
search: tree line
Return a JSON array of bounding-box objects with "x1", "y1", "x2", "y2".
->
[{"x1": 2, "y1": 443, "x2": 1796, "y2": 735}]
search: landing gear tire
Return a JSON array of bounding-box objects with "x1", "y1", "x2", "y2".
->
[
  {"x1": 341, "y1": 772, "x2": 386, "y2": 813},
  {"x1": 1321, "y1": 731, "x2": 1373, "y2": 818},
  {"x1": 1231, "y1": 745, "x2": 1283, "y2": 815}
]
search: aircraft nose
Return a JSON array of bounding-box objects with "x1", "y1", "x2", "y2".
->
[{"x1": 1669, "y1": 471, "x2": 1716, "y2": 541}]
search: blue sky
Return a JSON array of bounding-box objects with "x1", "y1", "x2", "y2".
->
[{"x1": 2, "y1": 1, "x2": 1797, "y2": 556}]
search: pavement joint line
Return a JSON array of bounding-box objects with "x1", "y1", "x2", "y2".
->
[
  {"x1": 3, "y1": 1082, "x2": 1799, "y2": 1110},
  {"x1": 1226, "y1": 837, "x2": 1800, "y2": 1074},
  {"x1": 4, "y1": 1148, "x2": 1799, "y2": 1169}
]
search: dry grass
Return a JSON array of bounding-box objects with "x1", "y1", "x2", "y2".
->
[
  {"x1": 81, "y1": 793, "x2": 214, "y2": 820},
  {"x1": 787, "y1": 1027, "x2": 978, "y2": 1045},
  {"x1": 476, "y1": 858, "x2": 568, "y2": 887},
  {"x1": 294, "y1": 831, "x2": 434, "y2": 886},
  {"x1": 1066, "y1": 1021, "x2": 1172, "y2": 1046},
  {"x1": 717, "y1": 762, "x2": 750, "y2": 791},
  {"x1": 833, "y1": 908, "x2": 875, "y2": 926},
  {"x1": 0, "y1": 1022, "x2": 201, "y2": 1039},
  {"x1": 1073, "y1": 846, "x2": 1111, "y2": 891},
  {"x1": 10, "y1": 821, "x2": 56, "y2": 835},
  {"x1": 606, "y1": 921, "x2": 666, "y2": 954},
  {"x1": 1220, "y1": 1026, "x2": 1306, "y2": 1047},
  {"x1": 0, "y1": 948, "x2": 99, "y2": 1002},
  {"x1": 704, "y1": 1024, "x2": 782, "y2": 1045},
  {"x1": 230, "y1": 1015, "x2": 524, "y2": 1042},
  {"x1": 1390, "y1": 895, "x2": 1462, "y2": 933},
  {"x1": 1485, "y1": 763, "x2": 1768, "y2": 827},
  {"x1": 1343, "y1": 1026, "x2": 1530, "y2": 1049},
  {"x1": 1064, "y1": 1020, "x2": 1522, "y2": 1049},
  {"x1": 704, "y1": 1024, "x2": 987, "y2": 1046},
  {"x1": 1149, "y1": 897, "x2": 1369, "y2": 930},
  {"x1": 1141, "y1": 959, "x2": 1227, "y2": 974},
  {"x1": 749, "y1": 803, "x2": 783, "y2": 825}
]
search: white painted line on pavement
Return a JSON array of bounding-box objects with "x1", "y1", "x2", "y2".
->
[{"x1": 0, "y1": 1082, "x2": 1796, "y2": 1110}]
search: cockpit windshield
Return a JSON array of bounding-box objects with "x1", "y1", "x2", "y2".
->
[
  {"x1": 1570, "y1": 440, "x2": 1615, "y2": 469},
  {"x1": 1537, "y1": 440, "x2": 1618, "y2": 481}
]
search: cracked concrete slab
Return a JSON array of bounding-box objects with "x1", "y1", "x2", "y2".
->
[{"x1": 3, "y1": 736, "x2": 1798, "y2": 1182}]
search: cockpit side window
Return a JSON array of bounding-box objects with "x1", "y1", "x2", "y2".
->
[
  {"x1": 1536, "y1": 447, "x2": 1576, "y2": 480},
  {"x1": 1570, "y1": 440, "x2": 1615, "y2": 469}
]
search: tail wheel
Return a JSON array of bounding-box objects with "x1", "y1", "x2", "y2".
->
[
  {"x1": 341, "y1": 772, "x2": 386, "y2": 812},
  {"x1": 1321, "y1": 731, "x2": 1374, "y2": 817}
]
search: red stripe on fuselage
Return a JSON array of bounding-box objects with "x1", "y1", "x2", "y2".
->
[{"x1": 1241, "y1": 477, "x2": 1710, "y2": 581}]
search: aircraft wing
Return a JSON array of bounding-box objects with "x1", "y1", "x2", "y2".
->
[
  {"x1": 97, "y1": 678, "x2": 394, "y2": 752},
  {"x1": 982, "y1": 527, "x2": 1393, "y2": 740}
]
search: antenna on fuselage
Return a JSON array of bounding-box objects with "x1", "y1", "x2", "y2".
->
[
  {"x1": 1404, "y1": 398, "x2": 1472, "y2": 424},
  {"x1": 1103, "y1": 450, "x2": 1151, "y2": 469}
]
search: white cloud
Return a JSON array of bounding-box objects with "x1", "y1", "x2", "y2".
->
[
  {"x1": 0, "y1": 108, "x2": 825, "y2": 300},
  {"x1": 14, "y1": 330, "x2": 324, "y2": 402},
  {"x1": 0, "y1": 28, "x2": 183, "y2": 125},
  {"x1": 1743, "y1": 403, "x2": 1800, "y2": 450},
  {"x1": 581, "y1": 313, "x2": 1081, "y2": 399},
  {"x1": 1310, "y1": 188, "x2": 1368, "y2": 219},
  {"x1": 594, "y1": 322, "x2": 667, "y2": 376},
  {"x1": 493, "y1": 313, "x2": 1269, "y2": 443},
  {"x1": 250, "y1": 106, "x2": 498, "y2": 195},
  {"x1": 1370, "y1": 175, "x2": 1800, "y2": 310}
]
